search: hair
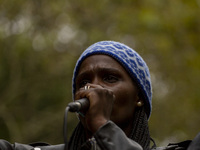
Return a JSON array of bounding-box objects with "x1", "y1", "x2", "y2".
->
[{"x1": 129, "y1": 106, "x2": 151, "y2": 150}]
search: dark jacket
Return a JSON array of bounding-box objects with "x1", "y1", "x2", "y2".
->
[
  {"x1": 0, "y1": 121, "x2": 142, "y2": 150},
  {"x1": 0, "y1": 121, "x2": 199, "y2": 150},
  {"x1": 152, "y1": 132, "x2": 200, "y2": 150}
]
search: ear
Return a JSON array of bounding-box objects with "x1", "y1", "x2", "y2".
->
[{"x1": 136, "y1": 92, "x2": 144, "y2": 107}]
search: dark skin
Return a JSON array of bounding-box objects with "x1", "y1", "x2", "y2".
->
[{"x1": 75, "y1": 54, "x2": 143, "y2": 138}]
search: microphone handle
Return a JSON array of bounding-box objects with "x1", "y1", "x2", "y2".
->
[{"x1": 68, "y1": 98, "x2": 90, "y2": 112}]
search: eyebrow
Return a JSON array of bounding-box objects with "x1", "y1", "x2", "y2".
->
[{"x1": 76, "y1": 67, "x2": 122, "y2": 79}]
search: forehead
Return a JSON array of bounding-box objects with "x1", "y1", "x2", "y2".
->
[{"x1": 78, "y1": 54, "x2": 126, "y2": 73}]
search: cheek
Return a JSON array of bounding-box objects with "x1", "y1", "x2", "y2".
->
[
  {"x1": 113, "y1": 85, "x2": 138, "y2": 106},
  {"x1": 111, "y1": 85, "x2": 138, "y2": 117}
]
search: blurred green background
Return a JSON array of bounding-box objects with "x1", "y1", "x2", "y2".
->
[{"x1": 0, "y1": 0, "x2": 200, "y2": 147}]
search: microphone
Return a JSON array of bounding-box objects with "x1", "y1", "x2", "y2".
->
[{"x1": 68, "y1": 98, "x2": 90, "y2": 112}]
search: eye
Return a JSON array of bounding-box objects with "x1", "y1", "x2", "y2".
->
[
  {"x1": 79, "y1": 80, "x2": 90, "y2": 88},
  {"x1": 103, "y1": 75, "x2": 118, "y2": 83}
]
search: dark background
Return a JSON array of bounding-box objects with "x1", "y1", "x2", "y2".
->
[{"x1": 0, "y1": 0, "x2": 200, "y2": 146}]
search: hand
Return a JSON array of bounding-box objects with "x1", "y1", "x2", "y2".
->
[{"x1": 74, "y1": 84, "x2": 115, "y2": 134}]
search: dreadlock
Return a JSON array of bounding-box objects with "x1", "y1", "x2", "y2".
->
[
  {"x1": 129, "y1": 106, "x2": 151, "y2": 150},
  {"x1": 68, "y1": 121, "x2": 85, "y2": 150}
]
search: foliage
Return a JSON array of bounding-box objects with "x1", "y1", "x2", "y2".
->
[{"x1": 0, "y1": 0, "x2": 200, "y2": 146}]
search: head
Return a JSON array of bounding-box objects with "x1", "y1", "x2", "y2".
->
[
  {"x1": 72, "y1": 41, "x2": 152, "y2": 119},
  {"x1": 72, "y1": 41, "x2": 152, "y2": 149}
]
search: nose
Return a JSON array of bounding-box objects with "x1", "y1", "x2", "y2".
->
[{"x1": 91, "y1": 76, "x2": 103, "y2": 87}]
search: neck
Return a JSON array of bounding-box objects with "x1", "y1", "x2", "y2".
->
[
  {"x1": 85, "y1": 129, "x2": 93, "y2": 139},
  {"x1": 116, "y1": 120, "x2": 133, "y2": 137}
]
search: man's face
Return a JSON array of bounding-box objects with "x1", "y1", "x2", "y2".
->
[{"x1": 75, "y1": 54, "x2": 140, "y2": 131}]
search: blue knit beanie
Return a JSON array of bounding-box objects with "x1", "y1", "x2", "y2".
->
[{"x1": 72, "y1": 41, "x2": 152, "y2": 119}]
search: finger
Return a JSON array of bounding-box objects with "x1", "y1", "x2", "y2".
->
[{"x1": 85, "y1": 83, "x2": 103, "y2": 89}]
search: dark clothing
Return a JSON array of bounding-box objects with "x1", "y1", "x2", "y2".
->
[
  {"x1": 0, "y1": 121, "x2": 142, "y2": 150},
  {"x1": 153, "y1": 140, "x2": 192, "y2": 150},
  {"x1": 153, "y1": 132, "x2": 200, "y2": 150},
  {"x1": 0, "y1": 121, "x2": 199, "y2": 150},
  {"x1": 188, "y1": 132, "x2": 200, "y2": 150},
  {"x1": 0, "y1": 140, "x2": 64, "y2": 150}
]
